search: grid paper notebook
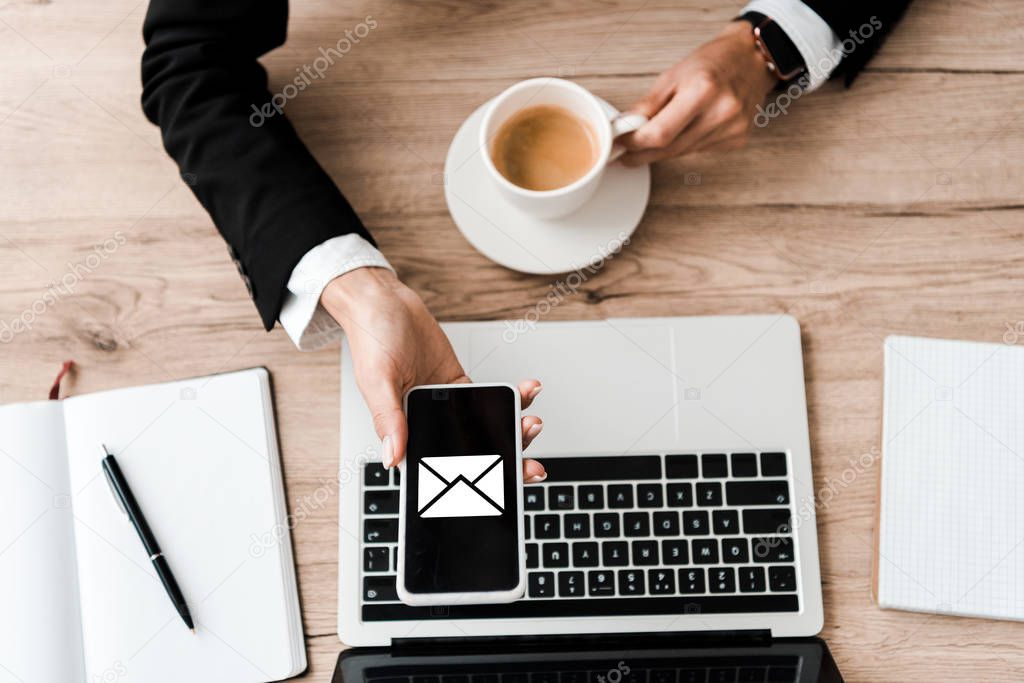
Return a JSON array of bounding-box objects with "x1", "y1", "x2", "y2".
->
[{"x1": 877, "y1": 335, "x2": 1024, "y2": 621}]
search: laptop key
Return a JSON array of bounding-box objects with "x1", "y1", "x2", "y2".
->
[
  {"x1": 666, "y1": 482, "x2": 693, "y2": 507},
  {"x1": 692, "y1": 539, "x2": 719, "y2": 564},
  {"x1": 760, "y1": 452, "x2": 787, "y2": 477},
  {"x1": 618, "y1": 569, "x2": 646, "y2": 595},
  {"x1": 712, "y1": 509, "x2": 739, "y2": 534},
  {"x1": 662, "y1": 539, "x2": 689, "y2": 565},
  {"x1": 528, "y1": 572, "x2": 555, "y2": 597},
  {"x1": 653, "y1": 511, "x2": 680, "y2": 536},
  {"x1": 588, "y1": 570, "x2": 615, "y2": 595},
  {"x1": 679, "y1": 568, "x2": 705, "y2": 593},
  {"x1": 737, "y1": 669, "x2": 765, "y2": 683},
  {"x1": 731, "y1": 452, "x2": 758, "y2": 477},
  {"x1": 632, "y1": 540, "x2": 659, "y2": 566},
  {"x1": 559, "y1": 675, "x2": 587, "y2": 683},
  {"x1": 525, "y1": 516, "x2": 531, "y2": 540},
  {"x1": 722, "y1": 538, "x2": 749, "y2": 563},
  {"x1": 549, "y1": 486, "x2": 574, "y2": 510},
  {"x1": 701, "y1": 453, "x2": 728, "y2": 478},
  {"x1": 696, "y1": 482, "x2": 722, "y2": 507},
  {"x1": 709, "y1": 669, "x2": 736, "y2": 683},
  {"x1": 364, "y1": 463, "x2": 389, "y2": 486},
  {"x1": 526, "y1": 543, "x2": 539, "y2": 569},
  {"x1": 766, "y1": 667, "x2": 798, "y2": 683},
  {"x1": 535, "y1": 514, "x2": 560, "y2": 539},
  {"x1": 524, "y1": 489, "x2": 545, "y2": 511},
  {"x1": 572, "y1": 541, "x2": 599, "y2": 567},
  {"x1": 624, "y1": 512, "x2": 650, "y2": 536},
  {"x1": 752, "y1": 537, "x2": 794, "y2": 563},
  {"x1": 602, "y1": 541, "x2": 629, "y2": 566},
  {"x1": 608, "y1": 484, "x2": 634, "y2": 508},
  {"x1": 650, "y1": 671, "x2": 676, "y2": 683},
  {"x1": 363, "y1": 576, "x2": 398, "y2": 601},
  {"x1": 559, "y1": 571, "x2": 585, "y2": 597},
  {"x1": 739, "y1": 566, "x2": 766, "y2": 592},
  {"x1": 648, "y1": 568, "x2": 675, "y2": 594},
  {"x1": 543, "y1": 542, "x2": 569, "y2": 568},
  {"x1": 364, "y1": 519, "x2": 398, "y2": 543},
  {"x1": 743, "y1": 508, "x2": 792, "y2": 534},
  {"x1": 710, "y1": 567, "x2": 736, "y2": 593},
  {"x1": 393, "y1": 468, "x2": 400, "y2": 487},
  {"x1": 365, "y1": 490, "x2": 399, "y2": 515},
  {"x1": 666, "y1": 454, "x2": 699, "y2": 478},
  {"x1": 594, "y1": 513, "x2": 621, "y2": 537},
  {"x1": 579, "y1": 485, "x2": 604, "y2": 509},
  {"x1": 364, "y1": 547, "x2": 389, "y2": 572},
  {"x1": 564, "y1": 514, "x2": 590, "y2": 538},
  {"x1": 727, "y1": 481, "x2": 790, "y2": 506},
  {"x1": 683, "y1": 510, "x2": 710, "y2": 535},
  {"x1": 768, "y1": 565, "x2": 797, "y2": 592},
  {"x1": 637, "y1": 483, "x2": 663, "y2": 508}
]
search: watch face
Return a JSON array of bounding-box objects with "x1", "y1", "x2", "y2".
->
[{"x1": 756, "y1": 20, "x2": 805, "y2": 81}]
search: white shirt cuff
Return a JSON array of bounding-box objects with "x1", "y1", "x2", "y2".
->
[
  {"x1": 279, "y1": 234, "x2": 393, "y2": 351},
  {"x1": 741, "y1": 0, "x2": 843, "y2": 91}
]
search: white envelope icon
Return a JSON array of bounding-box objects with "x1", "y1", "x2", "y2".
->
[{"x1": 418, "y1": 454, "x2": 504, "y2": 518}]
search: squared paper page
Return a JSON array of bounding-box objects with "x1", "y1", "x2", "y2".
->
[
  {"x1": 878, "y1": 335, "x2": 1024, "y2": 620},
  {"x1": 0, "y1": 401, "x2": 85, "y2": 683},
  {"x1": 62, "y1": 369, "x2": 299, "y2": 682}
]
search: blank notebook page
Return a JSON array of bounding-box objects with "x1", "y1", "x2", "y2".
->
[
  {"x1": 63, "y1": 368, "x2": 302, "y2": 682},
  {"x1": 878, "y1": 335, "x2": 1024, "y2": 620}
]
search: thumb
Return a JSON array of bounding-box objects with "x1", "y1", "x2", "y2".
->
[
  {"x1": 623, "y1": 86, "x2": 672, "y2": 150},
  {"x1": 367, "y1": 385, "x2": 408, "y2": 469},
  {"x1": 629, "y1": 80, "x2": 673, "y2": 121}
]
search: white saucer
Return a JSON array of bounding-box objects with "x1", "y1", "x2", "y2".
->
[{"x1": 443, "y1": 97, "x2": 651, "y2": 275}]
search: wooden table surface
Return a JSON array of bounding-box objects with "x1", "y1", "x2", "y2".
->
[{"x1": 2, "y1": 0, "x2": 1023, "y2": 680}]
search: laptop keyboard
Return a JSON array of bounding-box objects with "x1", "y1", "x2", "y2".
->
[
  {"x1": 360, "y1": 453, "x2": 799, "y2": 621},
  {"x1": 361, "y1": 654, "x2": 802, "y2": 683}
]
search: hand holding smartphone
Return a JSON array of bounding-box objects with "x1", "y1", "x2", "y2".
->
[{"x1": 396, "y1": 383, "x2": 526, "y2": 605}]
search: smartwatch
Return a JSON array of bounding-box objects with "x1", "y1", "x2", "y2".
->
[{"x1": 740, "y1": 11, "x2": 806, "y2": 83}]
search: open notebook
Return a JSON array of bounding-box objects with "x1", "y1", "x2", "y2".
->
[
  {"x1": 876, "y1": 335, "x2": 1024, "y2": 621},
  {"x1": 0, "y1": 368, "x2": 305, "y2": 683}
]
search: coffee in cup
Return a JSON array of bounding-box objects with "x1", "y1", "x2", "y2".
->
[{"x1": 490, "y1": 105, "x2": 599, "y2": 192}]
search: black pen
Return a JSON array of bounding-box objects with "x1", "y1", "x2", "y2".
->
[{"x1": 101, "y1": 445, "x2": 196, "y2": 633}]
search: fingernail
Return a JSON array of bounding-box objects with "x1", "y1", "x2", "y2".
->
[
  {"x1": 381, "y1": 435, "x2": 394, "y2": 468},
  {"x1": 526, "y1": 422, "x2": 543, "y2": 439},
  {"x1": 528, "y1": 385, "x2": 543, "y2": 400},
  {"x1": 526, "y1": 472, "x2": 547, "y2": 484}
]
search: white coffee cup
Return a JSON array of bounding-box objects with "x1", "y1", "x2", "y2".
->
[{"x1": 479, "y1": 77, "x2": 648, "y2": 219}]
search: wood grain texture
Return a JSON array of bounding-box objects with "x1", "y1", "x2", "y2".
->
[{"x1": 1, "y1": 1, "x2": 1023, "y2": 681}]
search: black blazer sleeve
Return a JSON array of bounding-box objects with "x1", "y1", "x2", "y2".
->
[
  {"x1": 801, "y1": 1, "x2": 914, "y2": 86},
  {"x1": 141, "y1": 0, "x2": 376, "y2": 331}
]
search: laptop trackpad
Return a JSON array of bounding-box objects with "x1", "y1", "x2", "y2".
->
[{"x1": 465, "y1": 324, "x2": 677, "y2": 454}]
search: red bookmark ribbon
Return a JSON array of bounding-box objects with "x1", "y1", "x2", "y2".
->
[{"x1": 49, "y1": 360, "x2": 74, "y2": 400}]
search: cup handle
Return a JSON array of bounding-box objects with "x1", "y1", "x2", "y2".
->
[{"x1": 608, "y1": 113, "x2": 648, "y2": 163}]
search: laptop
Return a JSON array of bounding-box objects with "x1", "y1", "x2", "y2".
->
[{"x1": 337, "y1": 315, "x2": 834, "y2": 679}]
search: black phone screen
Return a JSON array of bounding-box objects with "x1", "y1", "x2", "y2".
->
[{"x1": 402, "y1": 385, "x2": 521, "y2": 595}]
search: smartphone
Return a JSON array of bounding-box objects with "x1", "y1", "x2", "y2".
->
[{"x1": 396, "y1": 383, "x2": 525, "y2": 606}]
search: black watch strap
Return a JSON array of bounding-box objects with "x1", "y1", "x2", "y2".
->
[{"x1": 739, "y1": 11, "x2": 807, "y2": 83}]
